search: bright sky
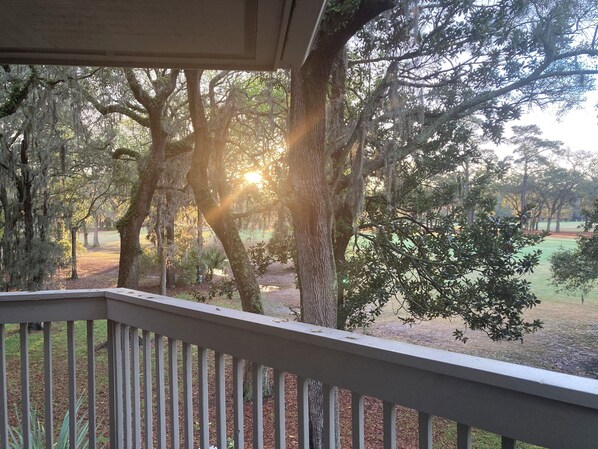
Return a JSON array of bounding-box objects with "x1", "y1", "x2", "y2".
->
[{"x1": 495, "y1": 91, "x2": 598, "y2": 157}]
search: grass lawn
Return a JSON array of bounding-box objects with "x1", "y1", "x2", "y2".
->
[{"x1": 524, "y1": 235, "x2": 598, "y2": 303}]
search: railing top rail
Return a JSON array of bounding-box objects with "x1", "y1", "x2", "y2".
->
[
  {"x1": 1, "y1": 288, "x2": 597, "y2": 411},
  {"x1": 0, "y1": 289, "x2": 106, "y2": 301}
]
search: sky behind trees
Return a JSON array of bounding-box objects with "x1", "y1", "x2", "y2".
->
[{"x1": 499, "y1": 92, "x2": 598, "y2": 156}]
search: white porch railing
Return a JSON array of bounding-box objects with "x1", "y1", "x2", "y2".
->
[{"x1": 0, "y1": 289, "x2": 597, "y2": 449}]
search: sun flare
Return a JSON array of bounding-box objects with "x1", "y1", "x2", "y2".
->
[{"x1": 244, "y1": 171, "x2": 263, "y2": 186}]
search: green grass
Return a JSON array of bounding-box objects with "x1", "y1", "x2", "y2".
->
[{"x1": 523, "y1": 236, "x2": 598, "y2": 305}]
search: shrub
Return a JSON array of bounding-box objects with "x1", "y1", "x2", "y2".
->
[
  {"x1": 200, "y1": 247, "x2": 228, "y2": 282},
  {"x1": 8, "y1": 398, "x2": 90, "y2": 449}
]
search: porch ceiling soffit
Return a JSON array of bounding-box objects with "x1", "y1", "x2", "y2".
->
[{"x1": 0, "y1": 0, "x2": 326, "y2": 69}]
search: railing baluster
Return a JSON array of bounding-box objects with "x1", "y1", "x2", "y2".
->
[
  {"x1": 0, "y1": 324, "x2": 7, "y2": 449},
  {"x1": 131, "y1": 328, "x2": 141, "y2": 449},
  {"x1": 43, "y1": 323, "x2": 53, "y2": 449},
  {"x1": 297, "y1": 376, "x2": 309, "y2": 449},
  {"x1": 114, "y1": 322, "x2": 124, "y2": 449},
  {"x1": 67, "y1": 321, "x2": 76, "y2": 449},
  {"x1": 322, "y1": 384, "x2": 335, "y2": 449},
  {"x1": 156, "y1": 334, "x2": 166, "y2": 449},
  {"x1": 182, "y1": 343, "x2": 193, "y2": 449},
  {"x1": 87, "y1": 321, "x2": 96, "y2": 449},
  {"x1": 274, "y1": 369, "x2": 286, "y2": 449},
  {"x1": 457, "y1": 423, "x2": 471, "y2": 449},
  {"x1": 383, "y1": 402, "x2": 397, "y2": 449},
  {"x1": 169, "y1": 338, "x2": 180, "y2": 449},
  {"x1": 502, "y1": 436, "x2": 517, "y2": 449},
  {"x1": 142, "y1": 330, "x2": 153, "y2": 449},
  {"x1": 107, "y1": 322, "x2": 116, "y2": 449},
  {"x1": 232, "y1": 358, "x2": 244, "y2": 449},
  {"x1": 252, "y1": 364, "x2": 264, "y2": 449},
  {"x1": 418, "y1": 412, "x2": 433, "y2": 449},
  {"x1": 20, "y1": 324, "x2": 31, "y2": 449},
  {"x1": 122, "y1": 325, "x2": 131, "y2": 449},
  {"x1": 198, "y1": 347, "x2": 209, "y2": 449},
  {"x1": 351, "y1": 392, "x2": 364, "y2": 449},
  {"x1": 215, "y1": 352, "x2": 226, "y2": 449}
]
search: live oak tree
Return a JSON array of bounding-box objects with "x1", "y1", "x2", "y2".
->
[
  {"x1": 551, "y1": 201, "x2": 598, "y2": 297},
  {"x1": 289, "y1": 0, "x2": 598, "y2": 333},
  {"x1": 185, "y1": 70, "x2": 286, "y2": 315},
  {"x1": 84, "y1": 69, "x2": 183, "y2": 288},
  {"x1": 287, "y1": 2, "x2": 598, "y2": 446}
]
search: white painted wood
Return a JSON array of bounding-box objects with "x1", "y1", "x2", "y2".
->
[
  {"x1": 198, "y1": 347, "x2": 210, "y2": 449},
  {"x1": 418, "y1": 412, "x2": 432, "y2": 449},
  {"x1": 182, "y1": 343, "x2": 194, "y2": 449},
  {"x1": 232, "y1": 358, "x2": 245, "y2": 449},
  {"x1": 114, "y1": 323, "x2": 124, "y2": 449},
  {"x1": 2, "y1": 290, "x2": 598, "y2": 449},
  {"x1": 142, "y1": 330, "x2": 153, "y2": 449},
  {"x1": 169, "y1": 338, "x2": 180, "y2": 449},
  {"x1": 297, "y1": 376, "x2": 309, "y2": 449},
  {"x1": 131, "y1": 328, "x2": 141, "y2": 449},
  {"x1": 0, "y1": 324, "x2": 7, "y2": 449},
  {"x1": 67, "y1": 321, "x2": 76, "y2": 449},
  {"x1": 322, "y1": 384, "x2": 335, "y2": 449},
  {"x1": 502, "y1": 436, "x2": 517, "y2": 449},
  {"x1": 351, "y1": 392, "x2": 364, "y2": 449},
  {"x1": 20, "y1": 324, "x2": 31, "y2": 449},
  {"x1": 215, "y1": 352, "x2": 226, "y2": 449},
  {"x1": 155, "y1": 334, "x2": 166, "y2": 449},
  {"x1": 87, "y1": 321, "x2": 96, "y2": 449},
  {"x1": 274, "y1": 369, "x2": 286, "y2": 449},
  {"x1": 107, "y1": 321, "x2": 117, "y2": 449},
  {"x1": 103, "y1": 289, "x2": 598, "y2": 448},
  {"x1": 383, "y1": 402, "x2": 397, "y2": 449},
  {"x1": 0, "y1": 291, "x2": 106, "y2": 324},
  {"x1": 44, "y1": 322, "x2": 53, "y2": 449},
  {"x1": 252, "y1": 364, "x2": 264, "y2": 449},
  {"x1": 122, "y1": 325, "x2": 131, "y2": 449},
  {"x1": 457, "y1": 423, "x2": 471, "y2": 449}
]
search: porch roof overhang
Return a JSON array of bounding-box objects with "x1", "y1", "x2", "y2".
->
[{"x1": 0, "y1": 0, "x2": 326, "y2": 69}]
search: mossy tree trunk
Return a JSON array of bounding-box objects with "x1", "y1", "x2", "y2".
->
[
  {"x1": 111, "y1": 69, "x2": 180, "y2": 289},
  {"x1": 184, "y1": 70, "x2": 263, "y2": 315}
]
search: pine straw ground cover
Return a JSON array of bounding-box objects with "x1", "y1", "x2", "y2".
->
[{"x1": 3, "y1": 321, "x2": 539, "y2": 449}]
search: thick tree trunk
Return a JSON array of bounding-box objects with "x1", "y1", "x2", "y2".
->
[
  {"x1": 156, "y1": 200, "x2": 167, "y2": 296},
  {"x1": 197, "y1": 208, "x2": 204, "y2": 282},
  {"x1": 166, "y1": 193, "x2": 176, "y2": 288},
  {"x1": 70, "y1": 227, "x2": 78, "y2": 280},
  {"x1": 556, "y1": 207, "x2": 562, "y2": 232},
  {"x1": 18, "y1": 134, "x2": 40, "y2": 290},
  {"x1": 288, "y1": 66, "x2": 338, "y2": 329},
  {"x1": 93, "y1": 212, "x2": 100, "y2": 247},
  {"x1": 117, "y1": 214, "x2": 145, "y2": 288},
  {"x1": 82, "y1": 220, "x2": 89, "y2": 247},
  {"x1": 117, "y1": 117, "x2": 168, "y2": 288},
  {"x1": 288, "y1": 62, "x2": 338, "y2": 449},
  {"x1": 185, "y1": 70, "x2": 263, "y2": 315}
]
